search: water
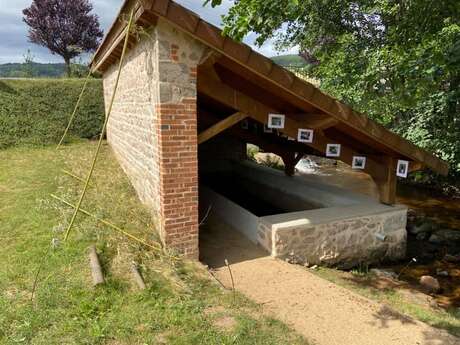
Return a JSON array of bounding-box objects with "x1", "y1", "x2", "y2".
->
[{"x1": 395, "y1": 185, "x2": 460, "y2": 308}]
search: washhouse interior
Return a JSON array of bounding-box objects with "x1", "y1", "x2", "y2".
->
[{"x1": 196, "y1": 94, "x2": 408, "y2": 269}]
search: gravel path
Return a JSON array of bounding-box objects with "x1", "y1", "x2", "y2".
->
[{"x1": 200, "y1": 220, "x2": 459, "y2": 345}]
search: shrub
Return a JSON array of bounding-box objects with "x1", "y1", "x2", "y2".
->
[{"x1": 0, "y1": 78, "x2": 104, "y2": 149}]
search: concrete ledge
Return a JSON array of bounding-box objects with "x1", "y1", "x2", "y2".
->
[
  {"x1": 260, "y1": 203, "x2": 407, "y2": 229},
  {"x1": 201, "y1": 160, "x2": 408, "y2": 268},
  {"x1": 201, "y1": 186, "x2": 259, "y2": 243}
]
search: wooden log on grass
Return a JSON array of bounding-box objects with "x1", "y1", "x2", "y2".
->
[{"x1": 89, "y1": 245, "x2": 104, "y2": 286}]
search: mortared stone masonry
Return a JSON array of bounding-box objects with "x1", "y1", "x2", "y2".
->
[{"x1": 102, "y1": 19, "x2": 207, "y2": 258}]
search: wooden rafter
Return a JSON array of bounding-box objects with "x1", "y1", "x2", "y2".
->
[
  {"x1": 286, "y1": 113, "x2": 340, "y2": 130},
  {"x1": 199, "y1": 111, "x2": 319, "y2": 158},
  {"x1": 198, "y1": 112, "x2": 247, "y2": 144},
  {"x1": 197, "y1": 72, "x2": 387, "y2": 180},
  {"x1": 197, "y1": 72, "x2": 403, "y2": 203}
]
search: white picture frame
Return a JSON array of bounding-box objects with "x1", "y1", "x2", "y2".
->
[
  {"x1": 352, "y1": 156, "x2": 366, "y2": 169},
  {"x1": 297, "y1": 129, "x2": 314, "y2": 143},
  {"x1": 396, "y1": 160, "x2": 409, "y2": 178},
  {"x1": 326, "y1": 144, "x2": 341, "y2": 157},
  {"x1": 241, "y1": 119, "x2": 249, "y2": 130},
  {"x1": 263, "y1": 124, "x2": 273, "y2": 133},
  {"x1": 268, "y1": 113, "x2": 285, "y2": 129}
]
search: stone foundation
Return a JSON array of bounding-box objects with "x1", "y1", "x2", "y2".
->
[{"x1": 259, "y1": 205, "x2": 407, "y2": 268}]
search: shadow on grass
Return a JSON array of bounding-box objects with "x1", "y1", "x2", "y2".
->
[
  {"x1": 341, "y1": 273, "x2": 460, "y2": 339},
  {"x1": 0, "y1": 80, "x2": 18, "y2": 94}
]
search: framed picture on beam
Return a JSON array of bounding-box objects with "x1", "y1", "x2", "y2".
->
[
  {"x1": 326, "y1": 144, "x2": 341, "y2": 157},
  {"x1": 352, "y1": 156, "x2": 366, "y2": 169},
  {"x1": 396, "y1": 160, "x2": 409, "y2": 178},
  {"x1": 268, "y1": 114, "x2": 285, "y2": 129},
  {"x1": 297, "y1": 129, "x2": 314, "y2": 143}
]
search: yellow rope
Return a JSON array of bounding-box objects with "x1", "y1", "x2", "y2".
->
[
  {"x1": 52, "y1": 194, "x2": 163, "y2": 251},
  {"x1": 61, "y1": 169, "x2": 87, "y2": 183},
  {"x1": 64, "y1": 10, "x2": 135, "y2": 241},
  {"x1": 56, "y1": 69, "x2": 93, "y2": 149}
]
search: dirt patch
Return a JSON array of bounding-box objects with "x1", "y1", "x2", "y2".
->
[
  {"x1": 200, "y1": 219, "x2": 459, "y2": 345},
  {"x1": 204, "y1": 305, "x2": 237, "y2": 332},
  {"x1": 213, "y1": 315, "x2": 237, "y2": 332}
]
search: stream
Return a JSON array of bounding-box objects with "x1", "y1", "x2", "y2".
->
[{"x1": 293, "y1": 156, "x2": 460, "y2": 308}]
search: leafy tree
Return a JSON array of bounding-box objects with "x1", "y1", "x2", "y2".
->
[
  {"x1": 23, "y1": 0, "x2": 103, "y2": 77},
  {"x1": 22, "y1": 49, "x2": 35, "y2": 77},
  {"x1": 206, "y1": 0, "x2": 460, "y2": 185}
]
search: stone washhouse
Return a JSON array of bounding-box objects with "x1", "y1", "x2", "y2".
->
[{"x1": 91, "y1": 0, "x2": 448, "y2": 267}]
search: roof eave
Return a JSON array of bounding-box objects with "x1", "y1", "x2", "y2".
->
[{"x1": 90, "y1": 0, "x2": 449, "y2": 176}]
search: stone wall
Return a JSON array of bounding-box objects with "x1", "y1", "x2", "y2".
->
[
  {"x1": 102, "y1": 19, "x2": 207, "y2": 257},
  {"x1": 259, "y1": 206, "x2": 407, "y2": 268}
]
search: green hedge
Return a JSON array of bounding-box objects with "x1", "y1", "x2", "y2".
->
[{"x1": 0, "y1": 79, "x2": 104, "y2": 149}]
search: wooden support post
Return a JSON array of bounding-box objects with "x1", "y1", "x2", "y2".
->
[
  {"x1": 89, "y1": 245, "x2": 104, "y2": 286},
  {"x1": 374, "y1": 157, "x2": 397, "y2": 205},
  {"x1": 280, "y1": 151, "x2": 304, "y2": 176},
  {"x1": 131, "y1": 263, "x2": 146, "y2": 290},
  {"x1": 198, "y1": 112, "x2": 247, "y2": 144}
]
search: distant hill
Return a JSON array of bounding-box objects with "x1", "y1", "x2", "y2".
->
[
  {"x1": 271, "y1": 54, "x2": 320, "y2": 86},
  {"x1": 1, "y1": 55, "x2": 306, "y2": 78},
  {"x1": 271, "y1": 54, "x2": 307, "y2": 67},
  {"x1": 0, "y1": 62, "x2": 90, "y2": 78}
]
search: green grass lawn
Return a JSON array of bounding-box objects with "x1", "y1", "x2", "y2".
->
[{"x1": 0, "y1": 141, "x2": 308, "y2": 345}]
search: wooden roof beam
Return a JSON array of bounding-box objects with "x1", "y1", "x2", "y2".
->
[
  {"x1": 197, "y1": 72, "x2": 388, "y2": 182},
  {"x1": 198, "y1": 71, "x2": 404, "y2": 205},
  {"x1": 198, "y1": 112, "x2": 247, "y2": 144},
  {"x1": 287, "y1": 113, "x2": 339, "y2": 130},
  {"x1": 199, "y1": 110, "x2": 320, "y2": 157}
]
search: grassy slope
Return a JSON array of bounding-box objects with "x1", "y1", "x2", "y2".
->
[{"x1": 0, "y1": 141, "x2": 308, "y2": 345}]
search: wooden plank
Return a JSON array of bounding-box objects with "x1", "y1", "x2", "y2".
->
[
  {"x1": 247, "y1": 51, "x2": 274, "y2": 76},
  {"x1": 198, "y1": 112, "x2": 247, "y2": 144},
  {"x1": 195, "y1": 20, "x2": 225, "y2": 49},
  {"x1": 288, "y1": 113, "x2": 339, "y2": 130},
  {"x1": 269, "y1": 64, "x2": 295, "y2": 88},
  {"x1": 167, "y1": 1, "x2": 200, "y2": 33}
]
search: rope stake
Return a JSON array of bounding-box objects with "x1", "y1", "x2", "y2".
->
[
  {"x1": 63, "y1": 9, "x2": 135, "y2": 242},
  {"x1": 57, "y1": 68, "x2": 93, "y2": 149}
]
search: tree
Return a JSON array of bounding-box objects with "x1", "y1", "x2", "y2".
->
[
  {"x1": 23, "y1": 0, "x2": 103, "y2": 77},
  {"x1": 22, "y1": 49, "x2": 35, "y2": 77},
  {"x1": 206, "y1": 0, "x2": 460, "y2": 184}
]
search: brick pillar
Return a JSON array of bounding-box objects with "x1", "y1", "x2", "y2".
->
[
  {"x1": 154, "y1": 19, "x2": 206, "y2": 258},
  {"x1": 156, "y1": 99, "x2": 199, "y2": 258}
]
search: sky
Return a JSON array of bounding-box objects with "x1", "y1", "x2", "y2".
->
[{"x1": 0, "y1": 0, "x2": 297, "y2": 64}]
